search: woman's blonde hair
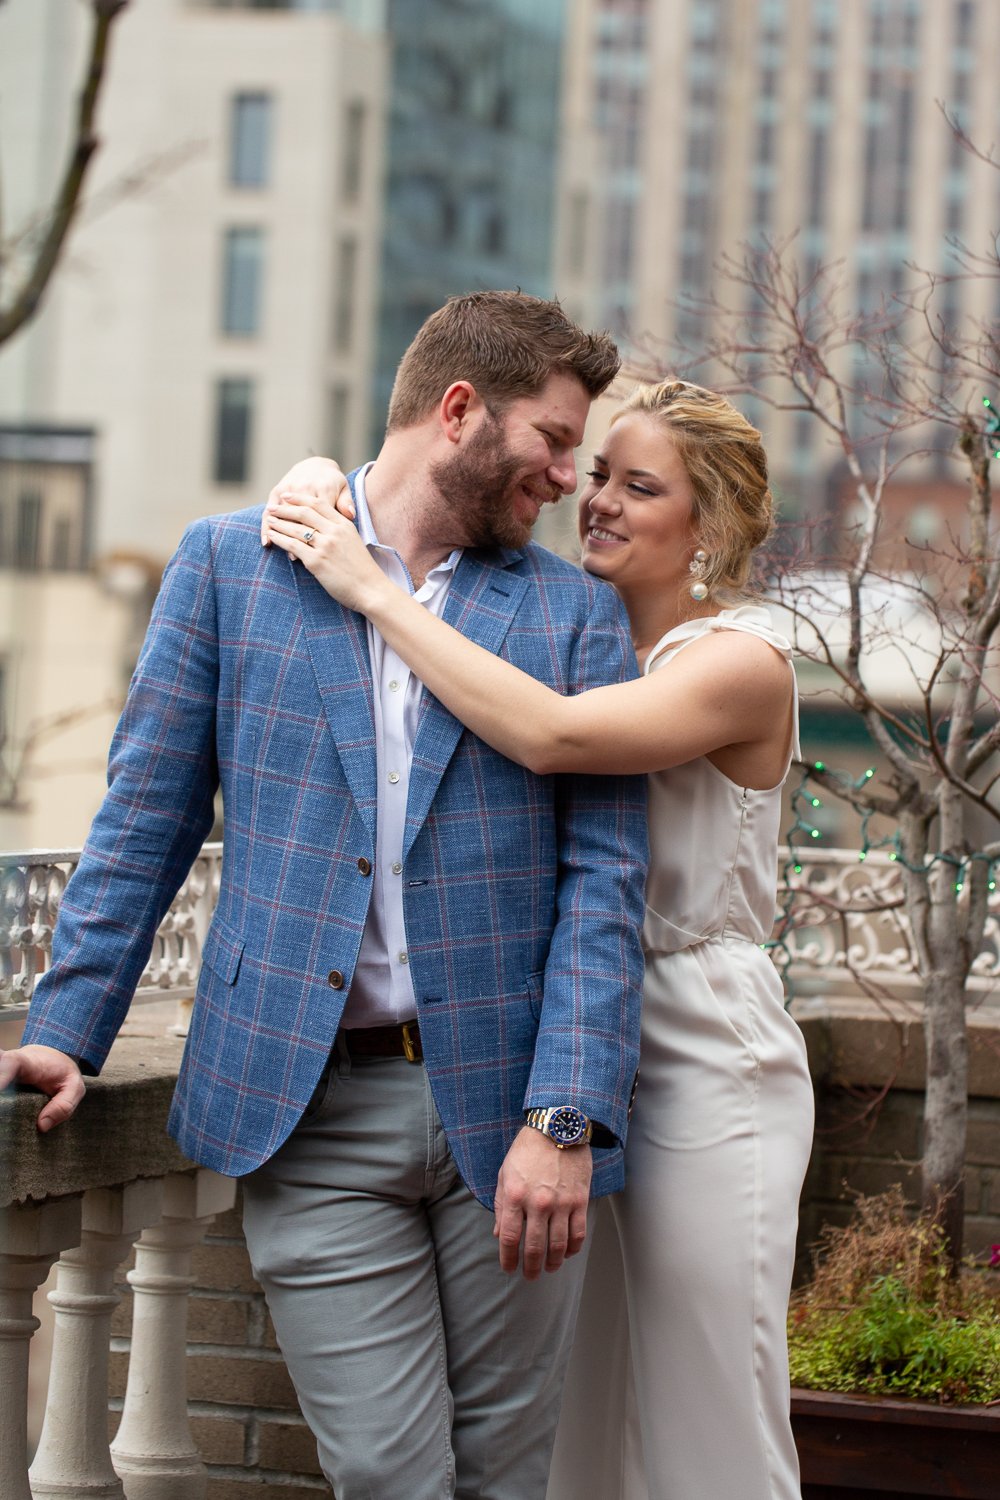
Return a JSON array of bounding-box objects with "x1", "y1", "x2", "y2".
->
[{"x1": 612, "y1": 379, "x2": 774, "y2": 601}]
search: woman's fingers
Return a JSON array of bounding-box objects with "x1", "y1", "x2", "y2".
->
[
  {"x1": 266, "y1": 498, "x2": 327, "y2": 537},
  {"x1": 261, "y1": 480, "x2": 354, "y2": 545}
]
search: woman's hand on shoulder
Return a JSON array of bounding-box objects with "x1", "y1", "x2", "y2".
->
[
  {"x1": 261, "y1": 456, "x2": 354, "y2": 546},
  {"x1": 263, "y1": 490, "x2": 390, "y2": 614}
]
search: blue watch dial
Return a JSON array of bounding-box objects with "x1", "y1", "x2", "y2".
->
[{"x1": 547, "y1": 1106, "x2": 589, "y2": 1145}]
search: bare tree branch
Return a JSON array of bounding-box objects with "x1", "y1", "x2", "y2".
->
[{"x1": 0, "y1": 0, "x2": 129, "y2": 347}]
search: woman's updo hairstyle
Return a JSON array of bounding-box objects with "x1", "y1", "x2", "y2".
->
[{"x1": 611, "y1": 379, "x2": 774, "y2": 601}]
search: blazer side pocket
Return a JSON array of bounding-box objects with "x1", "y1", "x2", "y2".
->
[{"x1": 200, "y1": 916, "x2": 246, "y2": 986}]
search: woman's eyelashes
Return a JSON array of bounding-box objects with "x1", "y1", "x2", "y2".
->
[{"x1": 585, "y1": 469, "x2": 657, "y2": 497}]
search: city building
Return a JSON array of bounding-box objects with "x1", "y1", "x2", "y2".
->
[
  {"x1": 0, "y1": 0, "x2": 388, "y2": 560},
  {"x1": 554, "y1": 0, "x2": 1000, "y2": 499}
]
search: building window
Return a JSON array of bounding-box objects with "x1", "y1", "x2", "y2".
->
[
  {"x1": 16, "y1": 491, "x2": 41, "y2": 570},
  {"x1": 332, "y1": 237, "x2": 358, "y2": 351},
  {"x1": 807, "y1": 128, "x2": 827, "y2": 228},
  {"x1": 328, "y1": 385, "x2": 350, "y2": 459},
  {"x1": 229, "y1": 93, "x2": 272, "y2": 189},
  {"x1": 565, "y1": 189, "x2": 588, "y2": 276},
  {"x1": 221, "y1": 226, "x2": 265, "y2": 335},
  {"x1": 214, "y1": 379, "x2": 254, "y2": 484},
  {"x1": 341, "y1": 100, "x2": 366, "y2": 203}
]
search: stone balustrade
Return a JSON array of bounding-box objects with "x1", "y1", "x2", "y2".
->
[
  {"x1": 3, "y1": 843, "x2": 998, "y2": 1028},
  {"x1": 2, "y1": 844, "x2": 999, "y2": 1497},
  {"x1": 1, "y1": 1029, "x2": 237, "y2": 1500},
  {"x1": 0, "y1": 845, "x2": 224, "y2": 1024}
]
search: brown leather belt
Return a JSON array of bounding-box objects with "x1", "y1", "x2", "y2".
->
[{"x1": 337, "y1": 1020, "x2": 423, "y2": 1063}]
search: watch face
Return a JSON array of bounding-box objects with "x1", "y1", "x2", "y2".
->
[{"x1": 547, "y1": 1106, "x2": 588, "y2": 1145}]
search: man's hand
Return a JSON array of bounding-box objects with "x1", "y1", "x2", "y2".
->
[
  {"x1": 0, "y1": 1045, "x2": 85, "y2": 1132},
  {"x1": 494, "y1": 1127, "x2": 592, "y2": 1281}
]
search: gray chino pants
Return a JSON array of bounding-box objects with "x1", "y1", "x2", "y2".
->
[{"x1": 241, "y1": 1050, "x2": 590, "y2": 1500}]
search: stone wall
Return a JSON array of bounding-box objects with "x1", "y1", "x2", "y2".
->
[{"x1": 795, "y1": 999, "x2": 1000, "y2": 1267}]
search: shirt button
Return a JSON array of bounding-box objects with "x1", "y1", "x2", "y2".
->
[
  {"x1": 391, "y1": 861, "x2": 402, "y2": 875},
  {"x1": 357, "y1": 857, "x2": 372, "y2": 877},
  {"x1": 388, "y1": 771, "x2": 400, "y2": 784},
  {"x1": 327, "y1": 970, "x2": 345, "y2": 989},
  {"x1": 397, "y1": 951, "x2": 409, "y2": 965},
  {"x1": 389, "y1": 679, "x2": 400, "y2": 692}
]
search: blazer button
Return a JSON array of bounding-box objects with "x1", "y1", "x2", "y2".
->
[
  {"x1": 327, "y1": 970, "x2": 345, "y2": 989},
  {"x1": 357, "y1": 856, "x2": 372, "y2": 877}
]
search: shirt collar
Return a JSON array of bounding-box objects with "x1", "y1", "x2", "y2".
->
[{"x1": 353, "y1": 462, "x2": 463, "y2": 587}]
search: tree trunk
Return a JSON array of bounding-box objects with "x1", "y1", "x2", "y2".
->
[{"x1": 920, "y1": 877, "x2": 970, "y2": 1269}]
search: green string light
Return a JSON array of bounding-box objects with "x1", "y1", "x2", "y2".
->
[{"x1": 773, "y1": 757, "x2": 1000, "y2": 1003}]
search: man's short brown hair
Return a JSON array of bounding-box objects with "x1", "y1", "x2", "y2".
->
[{"x1": 386, "y1": 291, "x2": 621, "y2": 432}]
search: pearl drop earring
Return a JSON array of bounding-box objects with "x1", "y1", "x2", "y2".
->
[{"x1": 688, "y1": 548, "x2": 710, "y2": 602}]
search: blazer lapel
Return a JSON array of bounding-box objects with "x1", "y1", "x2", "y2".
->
[
  {"x1": 293, "y1": 557, "x2": 378, "y2": 841},
  {"x1": 403, "y1": 549, "x2": 529, "y2": 859}
]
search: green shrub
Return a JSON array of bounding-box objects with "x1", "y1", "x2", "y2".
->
[{"x1": 788, "y1": 1189, "x2": 1000, "y2": 1404}]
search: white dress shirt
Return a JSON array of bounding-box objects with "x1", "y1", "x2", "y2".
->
[{"x1": 339, "y1": 463, "x2": 463, "y2": 1028}]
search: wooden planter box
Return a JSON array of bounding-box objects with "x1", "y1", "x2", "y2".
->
[{"x1": 792, "y1": 1389, "x2": 1000, "y2": 1500}]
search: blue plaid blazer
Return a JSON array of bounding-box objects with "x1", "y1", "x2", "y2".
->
[{"x1": 23, "y1": 496, "x2": 647, "y2": 1204}]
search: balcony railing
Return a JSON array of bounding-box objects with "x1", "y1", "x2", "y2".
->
[{"x1": 3, "y1": 843, "x2": 998, "y2": 1023}]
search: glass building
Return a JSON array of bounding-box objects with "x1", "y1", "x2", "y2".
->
[{"x1": 373, "y1": 0, "x2": 566, "y2": 446}]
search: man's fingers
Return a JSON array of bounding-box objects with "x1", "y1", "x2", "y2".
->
[
  {"x1": 37, "y1": 1078, "x2": 85, "y2": 1133},
  {"x1": 521, "y1": 1209, "x2": 552, "y2": 1281},
  {"x1": 0, "y1": 1046, "x2": 86, "y2": 1133},
  {"x1": 565, "y1": 1203, "x2": 589, "y2": 1258},
  {"x1": 0, "y1": 1049, "x2": 21, "y2": 1091},
  {"x1": 494, "y1": 1196, "x2": 526, "y2": 1274},
  {"x1": 544, "y1": 1212, "x2": 571, "y2": 1273}
]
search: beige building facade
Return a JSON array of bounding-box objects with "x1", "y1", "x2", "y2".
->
[
  {"x1": 552, "y1": 0, "x2": 1000, "y2": 491},
  {"x1": 0, "y1": 0, "x2": 388, "y2": 560}
]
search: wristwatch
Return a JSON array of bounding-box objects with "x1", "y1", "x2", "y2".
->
[{"x1": 524, "y1": 1105, "x2": 593, "y2": 1148}]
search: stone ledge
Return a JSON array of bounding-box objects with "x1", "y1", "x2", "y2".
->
[
  {"x1": 0, "y1": 1032, "x2": 193, "y2": 1208},
  {"x1": 792, "y1": 999, "x2": 1000, "y2": 1097}
]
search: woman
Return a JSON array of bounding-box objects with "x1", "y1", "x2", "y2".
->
[{"x1": 264, "y1": 380, "x2": 814, "y2": 1499}]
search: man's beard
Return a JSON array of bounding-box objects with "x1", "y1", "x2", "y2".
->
[{"x1": 428, "y1": 413, "x2": 535, "y2": 550}]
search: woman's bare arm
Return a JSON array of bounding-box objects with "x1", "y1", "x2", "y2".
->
[{"x1": 264, "y1": 493, "x2": 792, "y2": 778}]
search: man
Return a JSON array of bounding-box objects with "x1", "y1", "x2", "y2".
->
[{"x1": 2, "y1": 292, "x2": 647, "y2": 1499}]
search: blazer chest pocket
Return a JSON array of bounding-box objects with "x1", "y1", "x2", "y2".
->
[{"x1": 200, "y1": 917, "x2": 246, "y2": 986}]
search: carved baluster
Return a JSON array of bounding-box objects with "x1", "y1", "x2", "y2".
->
[
  {"x1": 110, "y1": 1171, "x2": 236, "y2": 1499},
  {"x1": 29, "y1": 1181, "x2": 164, "y2": 1500},
  {"x1": 0, "y1": 1198, "x2": 82, "y2": 1500}
]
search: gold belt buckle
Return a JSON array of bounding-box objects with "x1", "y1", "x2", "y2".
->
[{"x1": 401, "y1": 1020, "x2": 420, "y2": 1064}]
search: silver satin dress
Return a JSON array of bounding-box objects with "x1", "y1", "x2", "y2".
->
[{"x1": 547, "y1": 606, "x2": 815, "y2": 1500}]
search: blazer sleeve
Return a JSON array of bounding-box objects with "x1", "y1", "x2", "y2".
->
[
  {"x1": 21, "y1": 519, "x2": 221, "y2": 1073},
  {"x1": 523, "y1": 582, "x2": 648, "y2": 1147}
]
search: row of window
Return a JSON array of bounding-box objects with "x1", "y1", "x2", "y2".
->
[
  {"x1": 229, "y1": 91, "x2": 367, "y2": 197},
  {"x1": 215, "y1": 87, "x2": 368, "y2": 485},
  {"x1": 219, "y1": 226, "x2": 359, "y2": 345}
]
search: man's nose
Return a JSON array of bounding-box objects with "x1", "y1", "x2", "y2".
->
[{"x1": 548, "y1": 450, "x2": 579, "y2": 496}]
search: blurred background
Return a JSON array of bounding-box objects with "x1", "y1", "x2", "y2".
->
[{"x1": 1, "y1": 0, "x2": 998, "y2": 849}]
